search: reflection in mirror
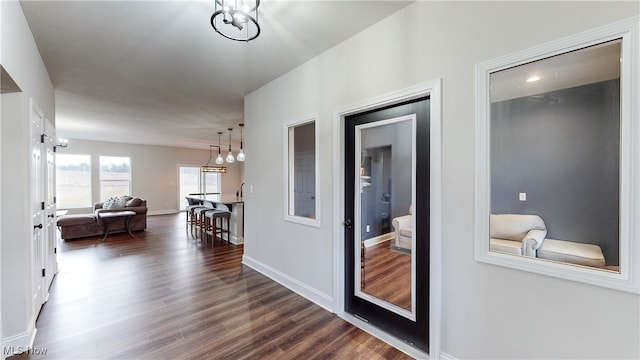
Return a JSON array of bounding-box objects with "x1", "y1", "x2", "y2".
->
[
  {"x1": 286, "y1": 120, "x2": 317, "y2": 223},
  {"x1": 489, "y1": 39, "x2": 621, "y2": 272},
  {"x1": 355, "y1": 116, "x2": 415, "y2": 318}
]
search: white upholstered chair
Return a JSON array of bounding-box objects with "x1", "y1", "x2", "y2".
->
[
  {"x1": 392, "y1": 205, "x2": 413, "y2": 251},
  {"x1": 490, "y1": 213, "x2": 547, "y2": 257}
]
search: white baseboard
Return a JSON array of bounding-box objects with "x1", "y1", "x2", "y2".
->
[
  {"x1": 439, "y1": 352, "x2": 458, "y2": 360},
  {"x1": 241, "y1": 255, "x2": 335, "y2": 312},
  {"x1": 147, "y1": 210, "x2": 178, "y2": 216},
  {"x1": 363, "y1": 232, "x2": 394, "y2": 248},
  {"x1": 230, "y1": 235, "x2": 244, "y2": 245},
  {"x1": 2, "y1": 326, "x2": 36, "y2": 357}
]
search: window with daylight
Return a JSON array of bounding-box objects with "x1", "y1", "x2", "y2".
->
[
  {"x1": 56, "y1": 154, "x2": 92, "y2": 209},
  {"x1": 178, "y1": 166, "x2": 221, "y2": 211},
  {"x1": 100, "y1": 156, "x2": 131, "y2": 200}
]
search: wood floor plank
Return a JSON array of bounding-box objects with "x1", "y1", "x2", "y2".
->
[
  {"x1": 10, "y1": 213, "x2": 413, "y2": 360},
  {"x1": 363, "y1": 241, "x2": 412, "y2": 311}
]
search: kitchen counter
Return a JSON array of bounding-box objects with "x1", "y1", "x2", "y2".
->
[{"x1": 186, "y1": 194, "x2": 244, "y2": 244}]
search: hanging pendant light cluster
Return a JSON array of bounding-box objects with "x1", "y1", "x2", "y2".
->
[
  {"x1": 211, "y1": 0, "x2": 261, "y2": 42},
  {"x1": 209, "y1": 125, "x2": 246, "y2": 168}
]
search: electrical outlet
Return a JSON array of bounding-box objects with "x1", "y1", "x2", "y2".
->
[
  {"x1": 519, "y1": 192, "x2": 527, "y2": 201},
  {"x1": 366, "y1": 225, "x2": 370, "y2": 232}
]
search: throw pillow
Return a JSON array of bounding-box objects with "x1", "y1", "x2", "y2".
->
[
  {"x1": 125, "y1": 197, "x2": 142, "y2": 207},
  {"x1": 111, "y1": 196, "x2": 127, "y2": 209},
  {"x1": 102, "y1": 197, "x2": 116, "y2": 209}
]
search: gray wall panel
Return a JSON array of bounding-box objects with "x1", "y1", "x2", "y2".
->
[{"x1": 491, "y1": 80, "x2": 620, "y2": 265}]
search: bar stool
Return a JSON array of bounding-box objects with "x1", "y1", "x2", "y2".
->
[
  {"x1": 185, "y1": 197, "x2": 205, "y2": 234},
  {"x1": 204, "y1": 210, "x2": 231, "y2": 243},
  {"x1": 192, "y1": 203, "x2": 214, "y2": 238}
]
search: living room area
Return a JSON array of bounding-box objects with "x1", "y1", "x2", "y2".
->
[{"x1": 3, "y1": 1, "x2": 640, "y2": 360}]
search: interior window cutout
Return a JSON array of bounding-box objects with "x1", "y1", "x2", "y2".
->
[
  {"x1": 284, "y1": 118, "x2": 319, "y2": 227},
  {"x1": 475, "y1": 18, "x2": 640, "y2": 293}
]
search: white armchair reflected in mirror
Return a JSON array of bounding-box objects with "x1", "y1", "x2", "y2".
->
[
  {"x1": 392, "y1": 205, "x2": 412, "y2": 252},
  {"x1": 475, "y1": 17, "x2": 640, "y2": 293}
]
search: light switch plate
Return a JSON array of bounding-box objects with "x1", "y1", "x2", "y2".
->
[{"x1": 519, "y1": 192, "x2": 527, "y2": 201}]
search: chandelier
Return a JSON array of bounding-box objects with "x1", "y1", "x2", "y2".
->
[
  {"x1": 202, "y1": 145, "x2": 227, "y2": 173},
  {"x1": 211, "y1": 0, "x2": 261, "y2": 42}
]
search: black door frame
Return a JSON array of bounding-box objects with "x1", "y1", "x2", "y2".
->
[
  {"x1": 345, "y1": 97, "x2": 430, "y2": 351},
  {"x1": 334, "y1": 81, "x2": 442, "y2": 359}
]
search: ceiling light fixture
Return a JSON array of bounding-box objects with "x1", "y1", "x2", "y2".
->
[
  {"x1": 526, "y1": 75, "x2": 541, "y2": 82},
  {"x1": 226, "y1": 128, "x2": 235, "y2": 163},
  {"x1": 211, "y1": 0, "x2": 261, "y2": 42},
  {"x1": 215, "y1": 132, "x2": 225, "y2": 165},
  {"x1": 236, "y1": 123, "x2": 245, "y2": 162},
  {"x1": 55, "y1": 137, "x2": 69, "y2": 149},
  {"x1": 202, "y1": 145, "x2": 227, "y2": 173}
]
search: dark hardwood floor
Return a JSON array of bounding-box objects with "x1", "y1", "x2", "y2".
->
[
  {"x1": 362, "y1": 242, "x2": 411, "y2": 311},
  {"x1": 12, "y1": 213, "x2": 411, "y2": 360}
]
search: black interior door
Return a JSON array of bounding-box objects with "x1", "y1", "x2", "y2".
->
[{"x1": 344, "y1": 96, "x2": 430, "y2": 352}]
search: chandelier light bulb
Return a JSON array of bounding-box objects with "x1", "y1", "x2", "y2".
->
[
  {"x1": 226, "y1": 151, "x2": 235, "y2": 163},
  {"x1": 236, "y1": 148, "x2": 245, "y2": 162}
]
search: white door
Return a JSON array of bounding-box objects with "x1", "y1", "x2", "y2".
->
[
  {"x1": 30, "y1": 100, "x2": 45, "y2": 314},
  {"x1": 43, "y1": 120, "x2": 57, "y2": 294},
  {"x1": 293, "y1": 152, "x2": 315, "y2": 217}
]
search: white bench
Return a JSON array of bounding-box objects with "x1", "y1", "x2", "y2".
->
[{"x1": 537, "y1": 238, "x2": 606, "y2": 268}]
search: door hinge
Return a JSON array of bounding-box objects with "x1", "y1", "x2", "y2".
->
[
  {"x1": 54, "y1": 248, "x2": 57, "y2": 254},
  {"x1": 40, "y1": 134, "x2": 45, "y2": 143},
  {"x1": 42, "y1": 268, "x2": 46, "y2": 277},
  {"x1": 54, "y1": 196, "x2": 57, "y2": 204},
  {"x1": 53, "y1": 146, "x2": 57, "y2": 153},
  {"x1": 41, "y1": 201, "x2": 45, "y2": 210}
]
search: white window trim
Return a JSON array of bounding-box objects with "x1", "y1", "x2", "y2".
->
[
  {"x1": 283, "y1": 115, "x2": 321, "y2": 227},
  {"x1": 474, "y1": 17, "x2": 640, "y2": 293}
]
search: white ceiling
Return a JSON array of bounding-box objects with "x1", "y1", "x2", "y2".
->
[
  {"x1": 21, "y1": 0, "x2": 413, "y2": 149},
  {"x1": 490, "y1": 39, "x2": 621, "y2": 103}
]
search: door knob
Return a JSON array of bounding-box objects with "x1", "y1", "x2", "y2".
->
[
  {"x1": 343, "y1": 219, "x2": 353, "y2": 228},
  {"x1": 48, "y1": 214, "x2": 55, "y2": 218},
  {"x1": 34, "y1": 224, "x2": 43, "y2": 229}
]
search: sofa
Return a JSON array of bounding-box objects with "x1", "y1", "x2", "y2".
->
[
  {"x1": 490, "y1": 213, "x2": 606, "y2": 267},
  {"x1": 392, "y1": 205, "x2": 413, "y2": 251},
  {"x1": 57, "y1": 196, "x2": 147, "y2": 240},
  {"x1": 490, "y1": 213, "x2": 547, "y2": 257}
]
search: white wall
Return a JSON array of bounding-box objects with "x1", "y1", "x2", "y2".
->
[
  {"x1": 0, "y1": 1, "x2": 55, "y2": 354},
  {"x1": 57, "y1": 139, "x2": 244, "y2": 214},
  {"x1": 0, "y1": 2, "x2": 54, "y2": 120},
  {"x1": 0, "y1": 94, "x2": 33, "y2": 349},
  {"x1": 1, "y1": 5, "x2": 3, "y2": 354},
  {"x1": 243, "y1": 2, "x2": 640, "y2": 359}
]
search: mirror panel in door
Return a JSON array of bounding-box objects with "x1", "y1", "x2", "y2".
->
[{"x1": 355, "y1": 116, "x2": 415, "y2": 319}]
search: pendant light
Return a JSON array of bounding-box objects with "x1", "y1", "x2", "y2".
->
[
  {"x1": 236, "y1": 123, "x2": 245, "y2": 162},
  {"x1": 215, "y1": 132, "x2": 224, "y2": 165},
  {"x1": 226, "y1": 128, "x2": 235, "y2": 163},
  {"x1": 201, "y1": 145, "x2": 227, "y2": 173}
]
